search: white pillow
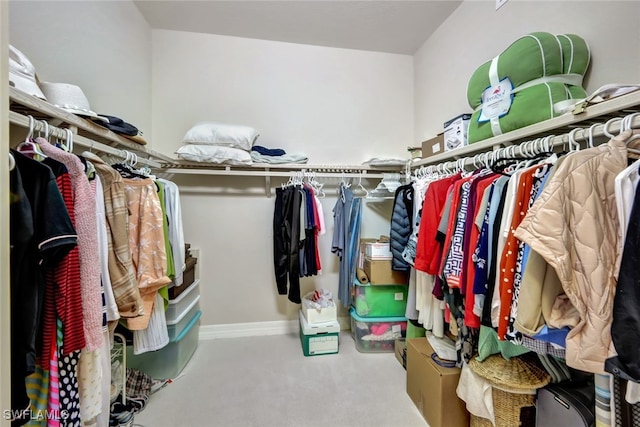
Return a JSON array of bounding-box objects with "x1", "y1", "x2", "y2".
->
[
  {"x1": 176, "y1": 144, "x2": 253, "y2": 165},
  {"x1": 181, "y1": 122, "x2": 259, "y2": 151}
]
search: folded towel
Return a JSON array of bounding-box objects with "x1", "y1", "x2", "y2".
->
[{"x1": 251, "y1": 151, "x2": 308, "y2": 164}]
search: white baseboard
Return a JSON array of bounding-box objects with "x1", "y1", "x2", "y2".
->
[{"x1": 199, "y1": 316, "x2": 351, "y2": 340}]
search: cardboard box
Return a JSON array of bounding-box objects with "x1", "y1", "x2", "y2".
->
[
  {"x1": 422, "y1": 134, "x2": 445, "y2": 159},
  {"x1": 406, "y1": 338, "x2": 469, "y2": 427},
  {"x1": 358, "y1": 238, "x2": 379, "y2": 270},
  {"x1": 169, "y1": 256, "x2": 198, "y2": 300},
  {"x1": 444, "y1": 113, "x2": 472, "y2": 152},
  {"x1": 299, "y1": 311, "x2": 339, "y2": 356},
  {"x1": 395, "y1": 338, "x2": 407, "y2": 369},
  {"x1": 363, "y1": 257, "x2": 409, "y2": 285},
  {"x1": 301, "y1": 300, "x2": 337, "y2": 324},
  {"x1": 364, "y1": 242, "x2": 392, "y2": 259}
]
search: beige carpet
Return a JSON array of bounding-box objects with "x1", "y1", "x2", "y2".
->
[{"x1": 133, "y1": 331, "x2": 429, "y2": 427}]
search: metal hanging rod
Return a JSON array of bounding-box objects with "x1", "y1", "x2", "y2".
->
[
  {"x1": 9, "y1": 111, "x2": 162, "y2": 168},
  {"x1": 159, "y1": 167, "x2": 388, "y2": 179}
]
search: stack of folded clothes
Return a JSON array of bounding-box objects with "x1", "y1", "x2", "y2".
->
[{"x1": 176, "y1": 122, "x2": 260, "y2": 165}]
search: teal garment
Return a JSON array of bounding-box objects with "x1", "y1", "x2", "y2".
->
[
  {"x1": 346, "y1": 195, "x2": 362, "y2": 306},
  {"x1": 334, "y1": 184, "x2": 362, "y2": 308},
  {"x1": 477, "y1": 325, "x2": 530, "y2": 362}
]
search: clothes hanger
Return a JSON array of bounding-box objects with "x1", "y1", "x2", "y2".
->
[
  {"x1": 356, "y1": 173, "x2": 369, "y2": 198},
  {"x1": 112, "y1": 150, "x2": 147, "y2": 179},
  {"x1": 307, "y1": 172, "x2": 325, "y2": 198},
  {"x1": 16, "y1": 116, "x2": 47, "y2": 160},
  {"x1": 586, "y1": 124, "x2": 598, "y2": 149},
  {"x1": 568, "y1": 127, "x2": 582, "y2": 153},
  {"x1": 620, "y1": 112, "x2": 640, "y2": 154},
  {"x1": 603, "y1": 117, "x2": 623, "y2": 139},
  {"x1": 490, "y1": 145, "x2": 519, "y2": 176}
]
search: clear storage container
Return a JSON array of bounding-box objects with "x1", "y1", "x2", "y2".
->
[
  {"x1": 166, "y1": 295, "x2": 200, "y2": 341},
  {"x1": 349, "y1": 307, "x2": 407, "y2": 353},
  {"x1": 127, "y1": 310, "x2": 201, "y2": 379},
  {"x1": 166, "y1": 279, "x2": 200, "y2": 322}
]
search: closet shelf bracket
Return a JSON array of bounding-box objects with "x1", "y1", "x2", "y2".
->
[{"x1": 265, "y1": 169, "x2": 271, "y2": 198}]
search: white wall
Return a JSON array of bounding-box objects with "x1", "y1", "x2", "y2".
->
[
  {"x1": 414, "y1": 0, "x2": 640, "y2": 142},
  {"x1": 152, "y1": 30, "x2": 414, "y2": 161},
  {"x1": 152, "y1": 30, "x2": 413, "y2": 324},
  {"x1": 9, "y1": 1, "x2": 153, "y2": 142},
  {"x1": 174, "y1": 175, "x2": 394, "y2": 325}
]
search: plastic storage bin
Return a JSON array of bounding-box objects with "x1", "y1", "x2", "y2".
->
[
  {"x1": 127, "y1": 310, "x2": 201, "y2": 379},
  {"x1": 349, "y1": 307, "x2": 407, "y2": 353},
  {"x1": 352, "y1": 280, "x2": 408, "y2": 317},
  {"x1": 166, "y1": 295, "x2": 200, "y2": 341},
  {"x1": 166, "y1": 279, "x2": 200, "y2": 322}
]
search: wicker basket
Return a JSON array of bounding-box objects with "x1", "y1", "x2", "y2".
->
[
  {"x1": 470, "y1": 414, "x2": 494, "y2": 427},
  {"x1": 468, "y1": 354, "x2": 550, "y2": 427}
]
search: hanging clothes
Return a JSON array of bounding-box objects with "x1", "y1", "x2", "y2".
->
[
  {"x1": 272, "y1": 181, "x2": 323, "y2": 303},
  {"x1": 10, "y1": 149, "x2": 84, "y2": 427},
  {"x1": 156, "y1": 180, "x2": 175, "y2": 281},
  {"x1": 82, "y1": 152, "x2": 143, "y2": 319},
  {"x1": 37, "y1": 138, "x2": 103, "y2": 351},
  {"x1": 515, "y1": 130, "x2": 640, "y2": 374},
  {"x1": 157, "y1": 178, "x2": 186, "y2": 286},
  {"x1": 389, "y1": 184, "x2": 413, "y2": 272},
  {"x1": 299, "y1": 185, "x2": 319, "y2": 277},
  {"x1": 332, "y1": 183, "x2": 361, "y2": 307},
  {"x1": 40, "y1": 156, "x2": 85, "y2": 356},
  {"x1": 273, "y1": 185, "x2": 302, "y2": 303},
  {"x1": 510, "y1": 155, "x2": 566, "y2": 338},
  {"x1": 606, "y1": 160, "x2": 640, "y2": 382},
  {"x1": 94, "y1": 174, "x2": 120, "y2": 323},
  {"x1": 122, "y1": 177, "x2": 172, "y2": 331}
]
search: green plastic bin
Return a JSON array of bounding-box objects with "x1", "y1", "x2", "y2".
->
[{"x1": 352, "y1": 280, "x2": 408, "y2": 317}]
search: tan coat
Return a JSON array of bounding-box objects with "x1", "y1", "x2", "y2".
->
[{"x1": 515, "y1": 131, "x2": 639, "y2": 374}]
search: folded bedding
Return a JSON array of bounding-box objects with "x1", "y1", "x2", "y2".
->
[
  {"x1": 250, "y1": 151, "x2": 308, "y2": 164},
  {"x1": 468, "y1": 82, "x2": 588, "y2": 143},
  {"x1": 466, "y1": 32, "x2": 590, "y2": 144},
  {"x1": 181, "y1": 122, "x2": 259, "y2": 151},
  {"x1": 176, "y1": 144, "x2": 253, "y2": 165}
]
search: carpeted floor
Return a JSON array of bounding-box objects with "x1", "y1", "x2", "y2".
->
[{"x1": 133, "y1": 331, "x2": 429, "y2": 427}]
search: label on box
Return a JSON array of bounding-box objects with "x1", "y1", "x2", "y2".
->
[
  {"x1": 479, "y1": 77, "x2": 513, "y2": 122},
  {"x1": 432, "y1": 143, "x2": 441, "y2": 154},
  {"x1": 395, "y1": 292, "x2": 404, "y2": 301},
  {"x1": 392, "y1": 324, "x2": 401, "y2": 334},
  {"x1": 365, "y1": 242, "x2": 392, "y2": 259}
]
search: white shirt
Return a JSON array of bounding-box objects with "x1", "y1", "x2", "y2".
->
[{"x1": 158, "y1": 179, "x2": 186, "y2": 286}]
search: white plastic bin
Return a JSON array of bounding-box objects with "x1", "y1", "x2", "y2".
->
[
  {"x1": 166, "y1": 279, "x2": 200, "y2": 322},
  {"x1": 166, "y1": 295, "x2": 200, "y2": 341}
]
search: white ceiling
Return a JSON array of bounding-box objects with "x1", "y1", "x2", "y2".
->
[{"x1": 133, "y1": 1, "x2": 462, "y2": 55}]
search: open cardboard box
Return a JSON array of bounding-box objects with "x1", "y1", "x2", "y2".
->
[{"x1": 406, "y1": 338, "x2": 469, "y2": 427}]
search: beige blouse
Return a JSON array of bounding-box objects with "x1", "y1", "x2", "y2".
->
[{"x1": 123, "y1": 178, "x2": 171, "y2": 330}]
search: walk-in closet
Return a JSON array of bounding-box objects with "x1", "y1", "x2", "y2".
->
[{"x1": 2, "y1": 1, "x2": 640, "y2": 427}]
